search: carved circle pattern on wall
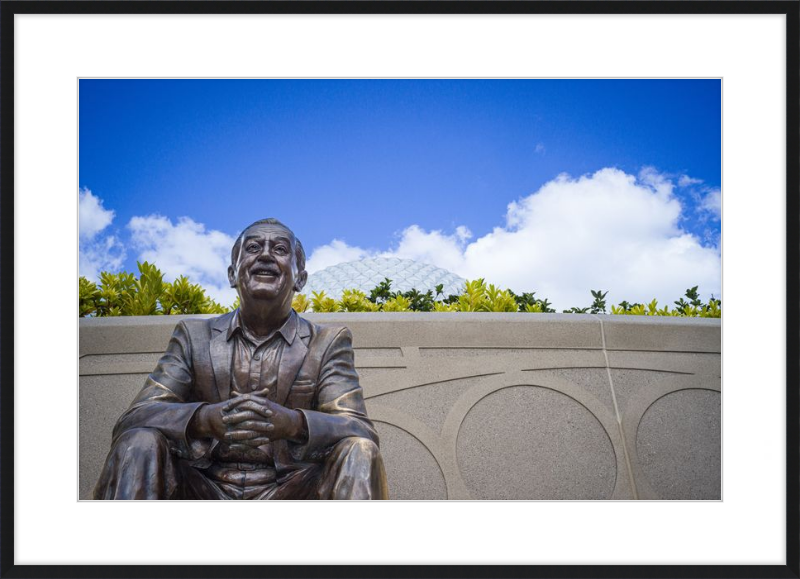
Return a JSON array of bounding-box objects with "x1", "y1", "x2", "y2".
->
[
  {"x1": 373, "y1": 422, "x2": 448, "y2": 500},
  {"x1": 635, "y1": 388, "x2": 721, "y2": 500},
  {"x1": 456, "y1": 385, "x2": 617, "y2": 500}
]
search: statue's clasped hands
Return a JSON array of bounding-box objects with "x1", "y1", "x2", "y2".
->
[
  {"x1": 194, "y1": 388, "x2": 305, "y2": 448},
  {"x1": 221, "y1": 388, "x2": 281, "y2": 447}
]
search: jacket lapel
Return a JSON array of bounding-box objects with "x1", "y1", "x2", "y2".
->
[
  {"x1": 276, "y1": 316, "x2": 310, "y2": 406},
  {"x1": 210, "y1": 313, "x2": 234, "y2": 401}
]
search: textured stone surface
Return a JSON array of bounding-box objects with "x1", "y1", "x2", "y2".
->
[
  {"x1": 306, "y1": 313, "x2": 605, "y2": 350},
  {"x1": 370, "y1": 375, "x2": 493, "y2": 434},
  {"x1": 354, "y1": 347, "x2": 403, "y2": 359},
  {"x1": 611, "y1": 368, "x2": 720, "y2": 417},
  {"x1": 420, "y1": 348, "x2": 540, "y2": 357},
  {"x1": 79, "y1": 352, "x2": 161, "y2": 375},
  {"x1": 79, "y1": 374, "x2": 148, "y2": 499},
  {"x1": 523, "y1": 368, "x2": 616, "y2": 415},
  {"x1": 456, "y1": 386, "x2": 616, "y2": 500},
  {"x1": 636, "y1": 389, "x2": 721, "y2": 499},
  {"x1": 80, "y1": 314, "x2": 210, "y2": 356},
  {"x1": 525, "y1": 349, "x2": 607, "y2": 370},
  {"x1": 610, "y1": 368, "x2": 677, "y2": 417},
  {"x1": 602, "y1": 316, "x2": 720, "y2": 353},
  {"x1": 374, "y1": 423, "x2": 447, "y2": 500},
  {"x1": 356, "y1": 368, "x2": 406, "y2": 394},
  {"x1": 608, "y1": 351, "x2": 721, "y2": 376}
]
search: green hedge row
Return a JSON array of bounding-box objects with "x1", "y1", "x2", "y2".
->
[{"x1": 79, "y1": 262, "x2": 721, "y2": 318}]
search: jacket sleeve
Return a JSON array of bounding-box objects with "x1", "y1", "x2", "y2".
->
[
  {"x1": 112, "y1": 320, "x2": 209, "y2": 460},
  {"x1": 292, "y1": 327, "x2": 378, "y2": 460}
]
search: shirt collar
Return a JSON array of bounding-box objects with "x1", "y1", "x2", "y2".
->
[{"x1": 227, "y1": 308, "x2": 298, "y2": 345}]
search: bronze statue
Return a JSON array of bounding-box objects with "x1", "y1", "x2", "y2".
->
[{"x1": 94, "y1": 218, "x2": 388, "y2": 500}]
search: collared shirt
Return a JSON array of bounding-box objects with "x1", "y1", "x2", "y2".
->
[
  {"x1": 210, "y1": 309, "x2": 297, "y2": 465},
  {"x1": 227, "y1": 309, "x2": 297, "y2": 399}
]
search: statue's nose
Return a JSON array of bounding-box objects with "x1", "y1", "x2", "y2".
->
[{"x1": 256, "y1": 249, "x2": 277, "y2": 264}]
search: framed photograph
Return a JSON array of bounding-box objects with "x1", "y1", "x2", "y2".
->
[{"x1": 1, "y1": 1, "x2": 797, "y2": 577}]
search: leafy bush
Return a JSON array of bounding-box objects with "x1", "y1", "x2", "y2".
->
[
  {"x1": 509, "y1": 290, "x2": 554, "y2": 313},
  {"x1": 338, "y1": 289, "x2": 379, "y2": 312},
  {"x1": 79, "y1": 262, "x2": 236, "y2": 317},
  {"x1": 79, "y1": 276, "x2": 100, "y2": 317},
  {"x1": 382, "y1": 294, "x2": 411, "y2": 312},
  {"x1": 310, "y1": 291, "x2": 337, "y2": 313},
  {"x1": 607, "y1": 288, "x2": 720, "y2": 318},
  {"x1": 292, "y1": 293, "x2": 311, "y2": 313},
  {"x1": 80, "y1": 264, "x2": 720, "y2": 318},
  {"x1": 457, "y1": 279, "x2": 488, "y2": 312}
]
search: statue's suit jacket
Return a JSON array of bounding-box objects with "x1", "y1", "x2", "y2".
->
[{"x1": 112, "y1": 310, "x2": 378, "y2": 477}]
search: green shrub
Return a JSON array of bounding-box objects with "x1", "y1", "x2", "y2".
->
[
  {"x1": 310, "y1": 291, "x2": 338, "y2": 313},
  {"x1": 338, "y1": 289, "x2": 379, "y2": 312},
  {"x1": 292, "y1": 293, "x2": 311, "y2": 313},
  {"x1": 458, "y1": 279, "x2": 488, "y2": 312},
  {"x1": 79, "y1": 262, "x2": 237, "y2": 317},
  {"x1": 609, "y1": 287, "x2": 721, "y2": 318},
  {"x1": 484, "y1": 284, "x2": 518, "y2": 312},
  {"x1": 382, "y1": 294, "x2": 411, "y2": 312},
  {"x1": 79, "y1": 276, "x2": 100, "y2": 317}
]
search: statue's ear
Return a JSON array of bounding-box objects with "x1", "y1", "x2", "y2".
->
[
  {"x1": 294, "y1": 270, "x2": 308, "y2": 292},
  {"x1": 228, "y1": 265, "x2": 237, "y2": 288}
]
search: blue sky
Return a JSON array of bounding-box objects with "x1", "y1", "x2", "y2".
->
[{"x1": 79, "y1": 79, "x2": 721, "y2": 309}]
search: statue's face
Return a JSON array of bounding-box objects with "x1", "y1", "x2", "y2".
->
[{"x1": 228, "y1": 223, "x2": 306, "y2": 305}]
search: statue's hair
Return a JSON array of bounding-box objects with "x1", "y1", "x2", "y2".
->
[{"x1": 230, "y1": 218, "x2": 306, "y2": 272}]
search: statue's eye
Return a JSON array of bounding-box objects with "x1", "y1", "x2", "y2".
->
[
  {"x1": 274, "y1": 245, "x2": 288, "y2": 255},
  {"x1": 246, "y1": 243, "x2": 260, "y2": 252}
]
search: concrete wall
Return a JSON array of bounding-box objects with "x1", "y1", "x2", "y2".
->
[{"x1": 80, "y1": 313, "x2": 721, "y2": 500}]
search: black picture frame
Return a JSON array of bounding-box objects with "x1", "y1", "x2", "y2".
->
[{"x1": 1, "y1": 1, "x2": 797, "y2": 578}]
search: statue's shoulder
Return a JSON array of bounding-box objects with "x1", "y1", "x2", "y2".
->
[{"x1": 177, "y1": 311, "x2": 234, "y2": 342}]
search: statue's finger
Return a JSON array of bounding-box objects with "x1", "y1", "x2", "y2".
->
[
  {"x1": 225, "y1": 429, "x2": 260, "y2": 441},
  {"x1": 223, "y1": 396, "x2": 258, "y2": 411},
  {"x1": 223, "y1": 399, "x2": 244, "y2": 411},
  {"x1": 236, "y1": 420, "x2": 276, "y2": 432},
  {"x1": 231, "y1": 400, "x2": 273, "y2": 417},
  {"x1": 222, "y1": 410, "x2": 260, "y2": 425},
  {"x1": 241, "y1": 437, "x2": 270, "y2": 447}
]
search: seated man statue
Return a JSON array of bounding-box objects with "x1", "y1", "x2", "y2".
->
[{"x1": 94, "y1": 218, "x2": 388, "y2": 500}]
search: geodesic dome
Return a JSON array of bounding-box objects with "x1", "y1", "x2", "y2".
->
[{"x1": 301, "y1": 257, "x2": 466, "y2": 299}]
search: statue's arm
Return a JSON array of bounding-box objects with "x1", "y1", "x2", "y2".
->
[
  {"x1": 292, "y1": 327, "x2": 378, "y2": 459},
  {"x1": 112, "y1": 321, "x2": 208, "y2": 459}
]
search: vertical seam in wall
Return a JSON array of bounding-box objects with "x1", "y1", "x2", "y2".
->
[{"x1": 598, "y1": 317, "x2": 639, "y2": 500}]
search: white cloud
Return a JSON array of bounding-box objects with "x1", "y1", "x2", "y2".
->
[
  {"x1": 305, "y1": 239, "x2": 374, "y2": 274},
  {"x1": 79, "y1": 234, "x2": 126, "y2": 281},
  {"x1": 637, "y1": 166, "x2": 675, "y2": 202},
  {"x1": 305, "y1": 168, "x2": 721, "y2": 309},
  {"x1": 128, "y1": 215, "x2": 237, "y2": 305},
  {"x1": 79, "y1": 187, "x2": 115, "y2": 240},
  {"x1": 380, "y1": 225, "x2": 471, "y2": 273},
  {"x1": 678, "y1": 174, "x2": 704, "y2": 187},
  {"x1": 534, "y1": 143, "x2": 546, "y2": 155},
  {"x1": 699, "y1": 189, "x2": 722, "y2": 220},
  {"x1": 78, "y1": 188, "x2": 125, "y2": 279}
]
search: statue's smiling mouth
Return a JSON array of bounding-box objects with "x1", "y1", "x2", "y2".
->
[{"x1": 251, "y1": 266, "x2": 280, "y2": 278}]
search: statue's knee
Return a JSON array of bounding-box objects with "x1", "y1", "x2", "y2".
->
[{"x1": 114, "y1": 428, "x2": 168, "y2": 454}]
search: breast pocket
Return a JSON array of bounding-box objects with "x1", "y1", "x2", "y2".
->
[{"x1": 286, "y1": 380, "x2": 316, "y2": 409}]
